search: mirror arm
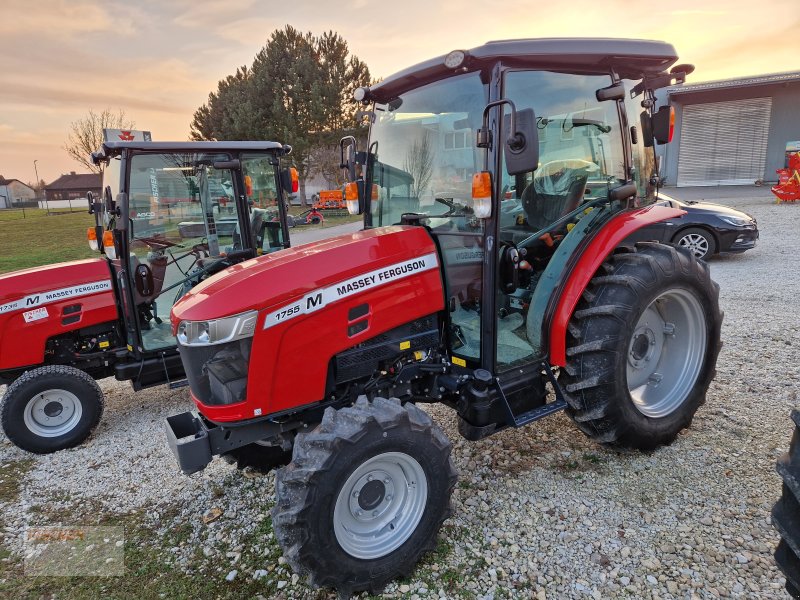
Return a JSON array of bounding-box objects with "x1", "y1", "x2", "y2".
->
[{"x1": 478, "y1": 98, "x2": 522, "y2": 150}]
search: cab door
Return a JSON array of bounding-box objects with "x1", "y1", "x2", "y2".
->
[
  {"x1": 493, "y1": 69, "x2": 628, "y2": 372},
  {"x1": 124, "y1": 151, "x2": 251, "y2": 355}
]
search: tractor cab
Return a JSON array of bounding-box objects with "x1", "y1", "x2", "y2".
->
[
  {"x1": 90, "y1": 141, "x2": 296, "y2": 387},
  {"x1": 345, "y1": 39, "x2": 688, "y2": 379}
]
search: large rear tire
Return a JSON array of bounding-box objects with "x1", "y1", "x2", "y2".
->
[
  {"x1": 560, "y1": 242, "x2": 722, "y2": 450},
  {"x1": 0, "y1": 365, "x2": 104, "y2": 453},
  {"x1": 772, "y1": 410, "x2": 800, "y2": 599},
  {"x1": 272, "y1": 397, "x2": 457, "y2": 595}
]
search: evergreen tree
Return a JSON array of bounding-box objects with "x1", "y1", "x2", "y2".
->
[{"x1": 190, "y1": 26, "x2": 371, "y2": 204}]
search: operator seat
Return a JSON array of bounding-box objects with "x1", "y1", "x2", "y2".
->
[{"x1": 521, "y1": 160, "x2": 596, "y2": 231}]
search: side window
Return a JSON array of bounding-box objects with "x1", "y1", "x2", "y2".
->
[
  {"x1": 241, "y1": 154, "x2": 280, "y2": 210},
  {"x1": 624, "y1": 80, "x2": 658, "y2": 204},
  {"x1": 501, "y1": 70, "x2": 626, "y2": 238},
  {"x1": 103, "y1": 156, "x2": 121, "y2": 201},
  {"x1": 242, "y1": 153, "x2": 284, "y2": 254}
]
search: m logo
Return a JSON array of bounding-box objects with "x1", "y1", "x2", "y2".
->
[
  {"x1": 26, "y1": 296, "x2": 40, "y2": 306},
  {"x1": 306, "y1": 292, "x2": 323, "y2": 310}
]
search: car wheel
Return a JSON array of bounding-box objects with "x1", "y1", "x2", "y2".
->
[{"x1": 673, "y1": 227, "x2": 716, "y2": 261}]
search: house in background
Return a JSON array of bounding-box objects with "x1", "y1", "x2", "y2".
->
[
  {"x1": 657, "y1": 71, "x2": 800, "y2": 186},
  {"x1": 0, "y1": 177, "x2": 36, "y2": 208},
  {"x1": 45, "y1": 172, "x2": 102, "y2": 202}
]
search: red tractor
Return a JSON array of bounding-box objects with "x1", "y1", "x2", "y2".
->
[
  {"x1": 166, "y1": 39, "x2": 722, "y2": 594},
  {"x1": 0, "y1": 141, "x2": 297, "y2": 453}
]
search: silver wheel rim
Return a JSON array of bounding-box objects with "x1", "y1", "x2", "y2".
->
[
  {"x1": 23, "y1": 389, "x2": 83, "y2": 438},
  {"x1": 333, "y1": 451, "x2": 428, "y2": 559},
  {"x1": 627, "y1": 288, "x2": 707, "y2": 418},
  {"x1": 678, "y1": 233, "x2": 709, "y2": 259}
]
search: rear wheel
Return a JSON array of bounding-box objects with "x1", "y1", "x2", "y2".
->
[
  {"x1": 673, "y1": 227, "x2": 716, "y2": 261},
  {"x1": 561, "y1": 243, "x2": 722, "y2": 450},
  {"x1": 1, "y1": 365, "x2": 104, "y2": 453},
  {"x1": 772, "y1": 409, "x2": 800, "y2": 599},
  {"x1": 272, "y1": 397, "x2": 457, "y2": 595}
]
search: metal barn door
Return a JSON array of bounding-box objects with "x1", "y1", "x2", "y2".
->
[{"x1": 677, "y1": 98, "x2": 772, "y2": 186}]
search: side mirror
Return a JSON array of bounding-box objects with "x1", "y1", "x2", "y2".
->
[
  {"x1": 340, "y1": 136, "x2": 358, "y2": 182},
  {"x1": 504, "y1": 108, "x2": 539, "y2": 176},
  {"x1": 103, "y1": 186, "x2": 116, "y2": 215},
  {"x1": 87, "y1": 191, "x2": 102, "y2": 215},
  {"x1": 651, "y1": 106, "x2": 675, "y2": 145},
  {"x1": 640, "y1": 111, "x2": 655, "y2": 147},
  {"x1": 134, "y1": 263, "x2": 154, "y2": 297},
  {"x1": 280, "y1": 168, "x2": 298, "y2": 193}
]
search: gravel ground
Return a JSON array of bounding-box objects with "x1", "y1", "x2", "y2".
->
[{"x1": 1, "y1": 187, "x2": 798, "y2": 598}]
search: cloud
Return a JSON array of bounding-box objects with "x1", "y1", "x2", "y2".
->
[
  {"x1": 0, "y1": 82, "x2": 190, "y2": 115},
  {"x1": 0, "y1": 0, "x2": 133, "y2": 37}
]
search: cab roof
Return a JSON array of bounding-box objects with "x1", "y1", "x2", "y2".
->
[
  {"x1": 94, "y1": 141, "x2": 288, "y2": 163},
  {"x1": 368, "y1": 38, "x2": 679, "y2": 103}
]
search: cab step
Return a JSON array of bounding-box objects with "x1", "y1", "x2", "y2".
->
[{"x1": 498, "y1": 361, "x2": 567, "y2": 428}]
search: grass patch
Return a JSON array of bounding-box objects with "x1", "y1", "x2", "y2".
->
[
  {"x1": 0, "y1": 459, "x2": 35, "y2": 503},
  {"x1": 0, "y1": 211, "x2": 95, "y2": 274},
  {"x1": 0, "y1": 504, "x2": 297, "y2": 600}
]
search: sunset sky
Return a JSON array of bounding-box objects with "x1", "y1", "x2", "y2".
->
[{"x1": 1, "y1": 0, "x2": 797, "y2": 184}]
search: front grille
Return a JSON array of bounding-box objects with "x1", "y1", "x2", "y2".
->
[{"x1": 178, "y1": 338, "x2": 252, "y2": 406}]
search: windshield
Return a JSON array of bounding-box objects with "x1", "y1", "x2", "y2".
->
[{"x1": 368, "y1": 72, "x2": 487, "y2": 229}]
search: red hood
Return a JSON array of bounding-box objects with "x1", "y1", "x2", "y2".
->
[
  {"x1": 0, "y1": 258, "x2": 111, "y2": 305},
  {"x1": 172, "y1": 226, "x2": 435, "y2": 324}
]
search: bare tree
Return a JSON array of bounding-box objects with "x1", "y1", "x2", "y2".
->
[
  {"x1": 64, "y1": 109, "x2": 135, "y2": 173},
  {"x1": 307, "y1": 141, "x2": 343, "y2": 189},
  {"x1": 404, "y1": 132, "x2": 435, "y2": 199}
]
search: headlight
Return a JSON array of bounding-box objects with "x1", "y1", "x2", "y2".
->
[
  {"x1": 177, "y1": 310, "x2": 258, "y2": 346},
  {"x1": 719, "y1": 215, "x2": 752, "y2": 227}
]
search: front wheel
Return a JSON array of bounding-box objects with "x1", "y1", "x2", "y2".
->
[
  {"x1": 272, "y1": 397, "x2": 457, "y2": 595},
  {"x1": 1, "y1": 365, "x2": 104, "y2": 453},
  {"x1": 561, "y1": 242, "x2": 722, "y2": 450}
]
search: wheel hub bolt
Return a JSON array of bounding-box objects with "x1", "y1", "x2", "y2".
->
[
  {"x1": 353, "y1": 490, "x2": 359, "y2": 498},
  {"x1": 385, "y1": 495, "x2": 392, "y2": 502}
]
